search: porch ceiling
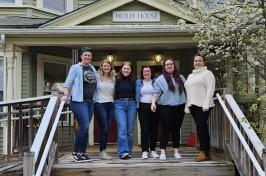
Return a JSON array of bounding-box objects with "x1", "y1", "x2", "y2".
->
[{"x1": 67, "y1": 43, "x2": 197, "y2": 50}]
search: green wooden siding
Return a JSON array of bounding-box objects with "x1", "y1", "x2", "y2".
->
[{"x1": 82, "y1": 1, "x2": 178, "y2": 25}]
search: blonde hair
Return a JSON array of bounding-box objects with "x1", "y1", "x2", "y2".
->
[{"x1": 97, "y1": 59, "x2": 116, "y2": 81}]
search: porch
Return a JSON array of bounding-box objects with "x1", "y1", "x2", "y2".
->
[
  {"x1": 0, "y1": 89, "x2": 265, "y2": 176},
  {"x1": 0, "y1": 144, "x2": 235, "y2": 176}
]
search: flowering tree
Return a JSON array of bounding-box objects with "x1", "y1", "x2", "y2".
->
[{"x1": 170, "y1": 0, "x2": 266, "y2": 139}]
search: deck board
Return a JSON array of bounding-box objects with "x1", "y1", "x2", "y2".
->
[
  {"x1": 0, "y1": 146, "x2": 235, "y2": 176},
  {"x1": 52, "y1": 146, "x2": 235, "y2": 176}
]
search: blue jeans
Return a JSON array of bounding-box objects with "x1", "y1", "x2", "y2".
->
[
  {"x1": 70, "y1": 99, "x2": 94, "y2": 153},
  {"x1": 94, "y1": 102, "x2": 114, "y2": 152},
  {"x1": 114, "y1": 100, "x2": 137, "y2": 157}
]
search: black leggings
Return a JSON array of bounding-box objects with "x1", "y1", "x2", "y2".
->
[
  {"x1": 157, "y1": 104, "x2": 185, "y2": 149},
  {"x1": 190, "y1": 105, "x2": 212, "y2": 153}
]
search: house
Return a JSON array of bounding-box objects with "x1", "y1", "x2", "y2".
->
[{"x1": 0, "y1": 0, "x2": 201, "y2": 154}]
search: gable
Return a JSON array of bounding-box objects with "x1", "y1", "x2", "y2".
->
[
  {"x1": 82, "y1": 1, "x2": 179, "y2": 25},
  {"x1": 41, "y1": 0, "x2": 194, "y2": 27}
]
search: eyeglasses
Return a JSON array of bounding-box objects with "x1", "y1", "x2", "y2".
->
[{"x1": 165, "y1": 63, "x2": 174, "y2": 67}]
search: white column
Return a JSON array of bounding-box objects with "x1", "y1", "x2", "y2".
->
[
  {"x1": 3, "y1": 44, "x2": 15, "y2": 155},
  {"x1": 5, "y1": 44, "x2": 14, "y2": 101},
  {"x1": 89, "y1": 117, "x2": 94, "y2": 146}
]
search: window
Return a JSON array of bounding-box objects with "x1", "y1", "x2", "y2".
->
[
  {"x1": 0, "y1": 59, "x2": 4, "y2": 112},
  {"x1": 43, "y1": 0, "x2": 67, "y2": 13},
  {"x1": 0, "y1": 0, "x2": 15, "y2": 3}
]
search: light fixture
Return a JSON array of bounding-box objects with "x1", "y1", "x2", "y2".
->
[
  {"x1": 107, "y1": 53, "x2": 113, "y2": 62},
  {"x1": 155, "y1": 53, "x2": 161, "y2": 63}
]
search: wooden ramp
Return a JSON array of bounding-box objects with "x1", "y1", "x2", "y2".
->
[{"x1": 52, "y1": 146, "x2": 235, "y2": 176}]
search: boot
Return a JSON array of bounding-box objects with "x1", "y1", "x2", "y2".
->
[
  {"x1": 195, "y1": 151, "x2": 207, "y2": 162},
  {"x1": 205, "y1": 152, "x2": 211, "y2": 160},
  {"x1": 204, "y1": 150, "x2": 211, "y2": 160},
  {"x1": 99, "y1": 150, "x2": 113, "y2": 160}
]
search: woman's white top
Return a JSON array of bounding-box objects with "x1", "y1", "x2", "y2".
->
[
  {"x1": 184, "y1": 66, "x2": 215, "y2": 113},
  {"x1": 140, "y1": 80, "x2": 153, "y2": 103},
  {"x1": 97, "y1": 78, "x2": 115, "y2": 103}
]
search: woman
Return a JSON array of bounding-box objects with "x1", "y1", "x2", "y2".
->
[
  {"x1": 151, "y1": 58, "x2": 186, "y2": 160},
  {"x1": 60, "y1": 47, "x2": 98, "y2": 163},
  {"x1": 184, "y1": 54, "x2": 215, "y2": 162},
  {"x1": 114, "y1": 62, "x2": 137, "y2": 159},
  {"x1": 94, "y1": 59, "x2": 116, "y2": 160},
  {"x1": 136, "y1": 65, "x2": 159, "y2": 159}
]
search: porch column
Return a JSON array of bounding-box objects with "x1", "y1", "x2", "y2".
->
[
  {"x1": 3, "y1": 44, "x2": 15, "y2": 155},
  {"x1": 6, "y1": 44, "x2": 14, "y2": 101}
]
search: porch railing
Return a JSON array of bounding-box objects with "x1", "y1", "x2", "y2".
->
[
  {"x1": 210, "y1": 88, "x2": 266, "y2": 176},
  {"x1": 0, "y1": 95, "x2": 51, "y2": 160},
  {"x1": 0, "y1": 92, "x2": 74, "y2": 162},
  {"x1": 23, "y1": 97, "x2": 65, "y2": 176}
]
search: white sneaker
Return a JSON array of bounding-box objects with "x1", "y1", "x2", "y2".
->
[
  {"x1": 142, "y1": 151, "x2": 148, "y2": 159},
  {"x1": 149, "y1": 151, "x2": 159, "y2": 158},
  {"x1": 159, "y1": 154, "x2": 166, "y2": 160},
  {"x1": 174, "y1": 153, "x2": 182, "y2": 159}
]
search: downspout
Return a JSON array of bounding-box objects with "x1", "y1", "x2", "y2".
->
[{"x1": 1, "y1": 34, "x2": 6, "y2": 102}]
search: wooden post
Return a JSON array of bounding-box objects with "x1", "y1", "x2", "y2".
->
[
  {"x1": 23, "y1": 151, "x2": 35, "y2": 176},
  {"x1": 51, "y1": 90, "x2": 59, "y2": 164},
  {"x1": 223, "y1": 88, "x2": 231, "y2": 161},
  {"x1": 262, "y1": 148, "x2": 266, "y2": 176}
]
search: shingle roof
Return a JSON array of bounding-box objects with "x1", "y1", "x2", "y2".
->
[{"x1": 0, "y1": 16, "x2": 50, "y2": 28}]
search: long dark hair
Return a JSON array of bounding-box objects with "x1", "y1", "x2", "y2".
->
[
  {"x1": 140, "y1": 65, "x2": 155, "y2": 79},
  {"x1": 117, "y1": 62, "x2": 136, "y2": 83},
  {"x1": 194, "y1": 53, "x2": 206, "y2": 62},
  {"x1": 162, "y1": 58, "x2": 184, "y2": 94}
]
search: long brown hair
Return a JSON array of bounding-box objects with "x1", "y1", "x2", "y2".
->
[
  {"x1": 97, "y1": 59, "x2": 116, "y2": 81},
  {"x1": 117, "y1": 62, "x2": 136, "y2": 83},
  {"x1": 162, "y1": 58, "x2": 184, "y2": 94}
]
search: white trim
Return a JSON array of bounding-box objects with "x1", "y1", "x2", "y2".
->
[
  {"x1": 0, "y1": 56, "x2": 6, "y2": 102},
  {"x1": 36, "y1": 0, "x2": 67, "y2": 14},
  {"x1": 37, "y1": 54, "x2": 71, "y2": 96},
  {"x1": 113, "y1": 11, "x2": 161, "y2": 22},
  {"x1": 14, "y1": 51, "x2": 22, "y2": 99},
  {"x1": 0, "y1": 0, "x2": 16, "y2": 5}
]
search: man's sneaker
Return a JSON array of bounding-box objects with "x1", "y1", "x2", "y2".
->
[
  {"x1": 159, "y1": 154, "x2": 166, "y2": 160},
  {"x1": 142, "y1": 151, "x2": 148, "y2": 159},
  {"x1": 79, "y1": 153, "x2": 92, "y2": 162},
  {"x1": 71, "y1": 152, "x2": 78, "y2": 162},
  {"x1": 149, "y1": 151, "x2": 159, "y2": 158},
  {"x1": 174, "y1": 153, "x2": 182, "y2": 159},
  {"x1": 72, "y1": 153, "x2": 92, "y2": 163},
  {"x1": 120, "y1": 153, "x2": 130, "y2": 159},
  {"x1": 128, "y1": 154, "x2": 132, "y2": 158}
]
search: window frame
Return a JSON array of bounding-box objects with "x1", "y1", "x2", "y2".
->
[
  {"x1": 42, "y1": 0, "x2": 68, "y2": 14},
  {"x1": 0, "y1": 0, "x2": 16, "y2": 4}
]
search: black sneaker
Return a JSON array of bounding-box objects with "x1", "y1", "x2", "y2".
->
[
  {"x1": 79, "y1": 153, "x2": 92, "y2": 162},
  {"x1": 72, "y1": 153, "x2": 92, "y2": 163},
  {"x1": 71, "y1": 152, "x2": 78, "y2": 162}
]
